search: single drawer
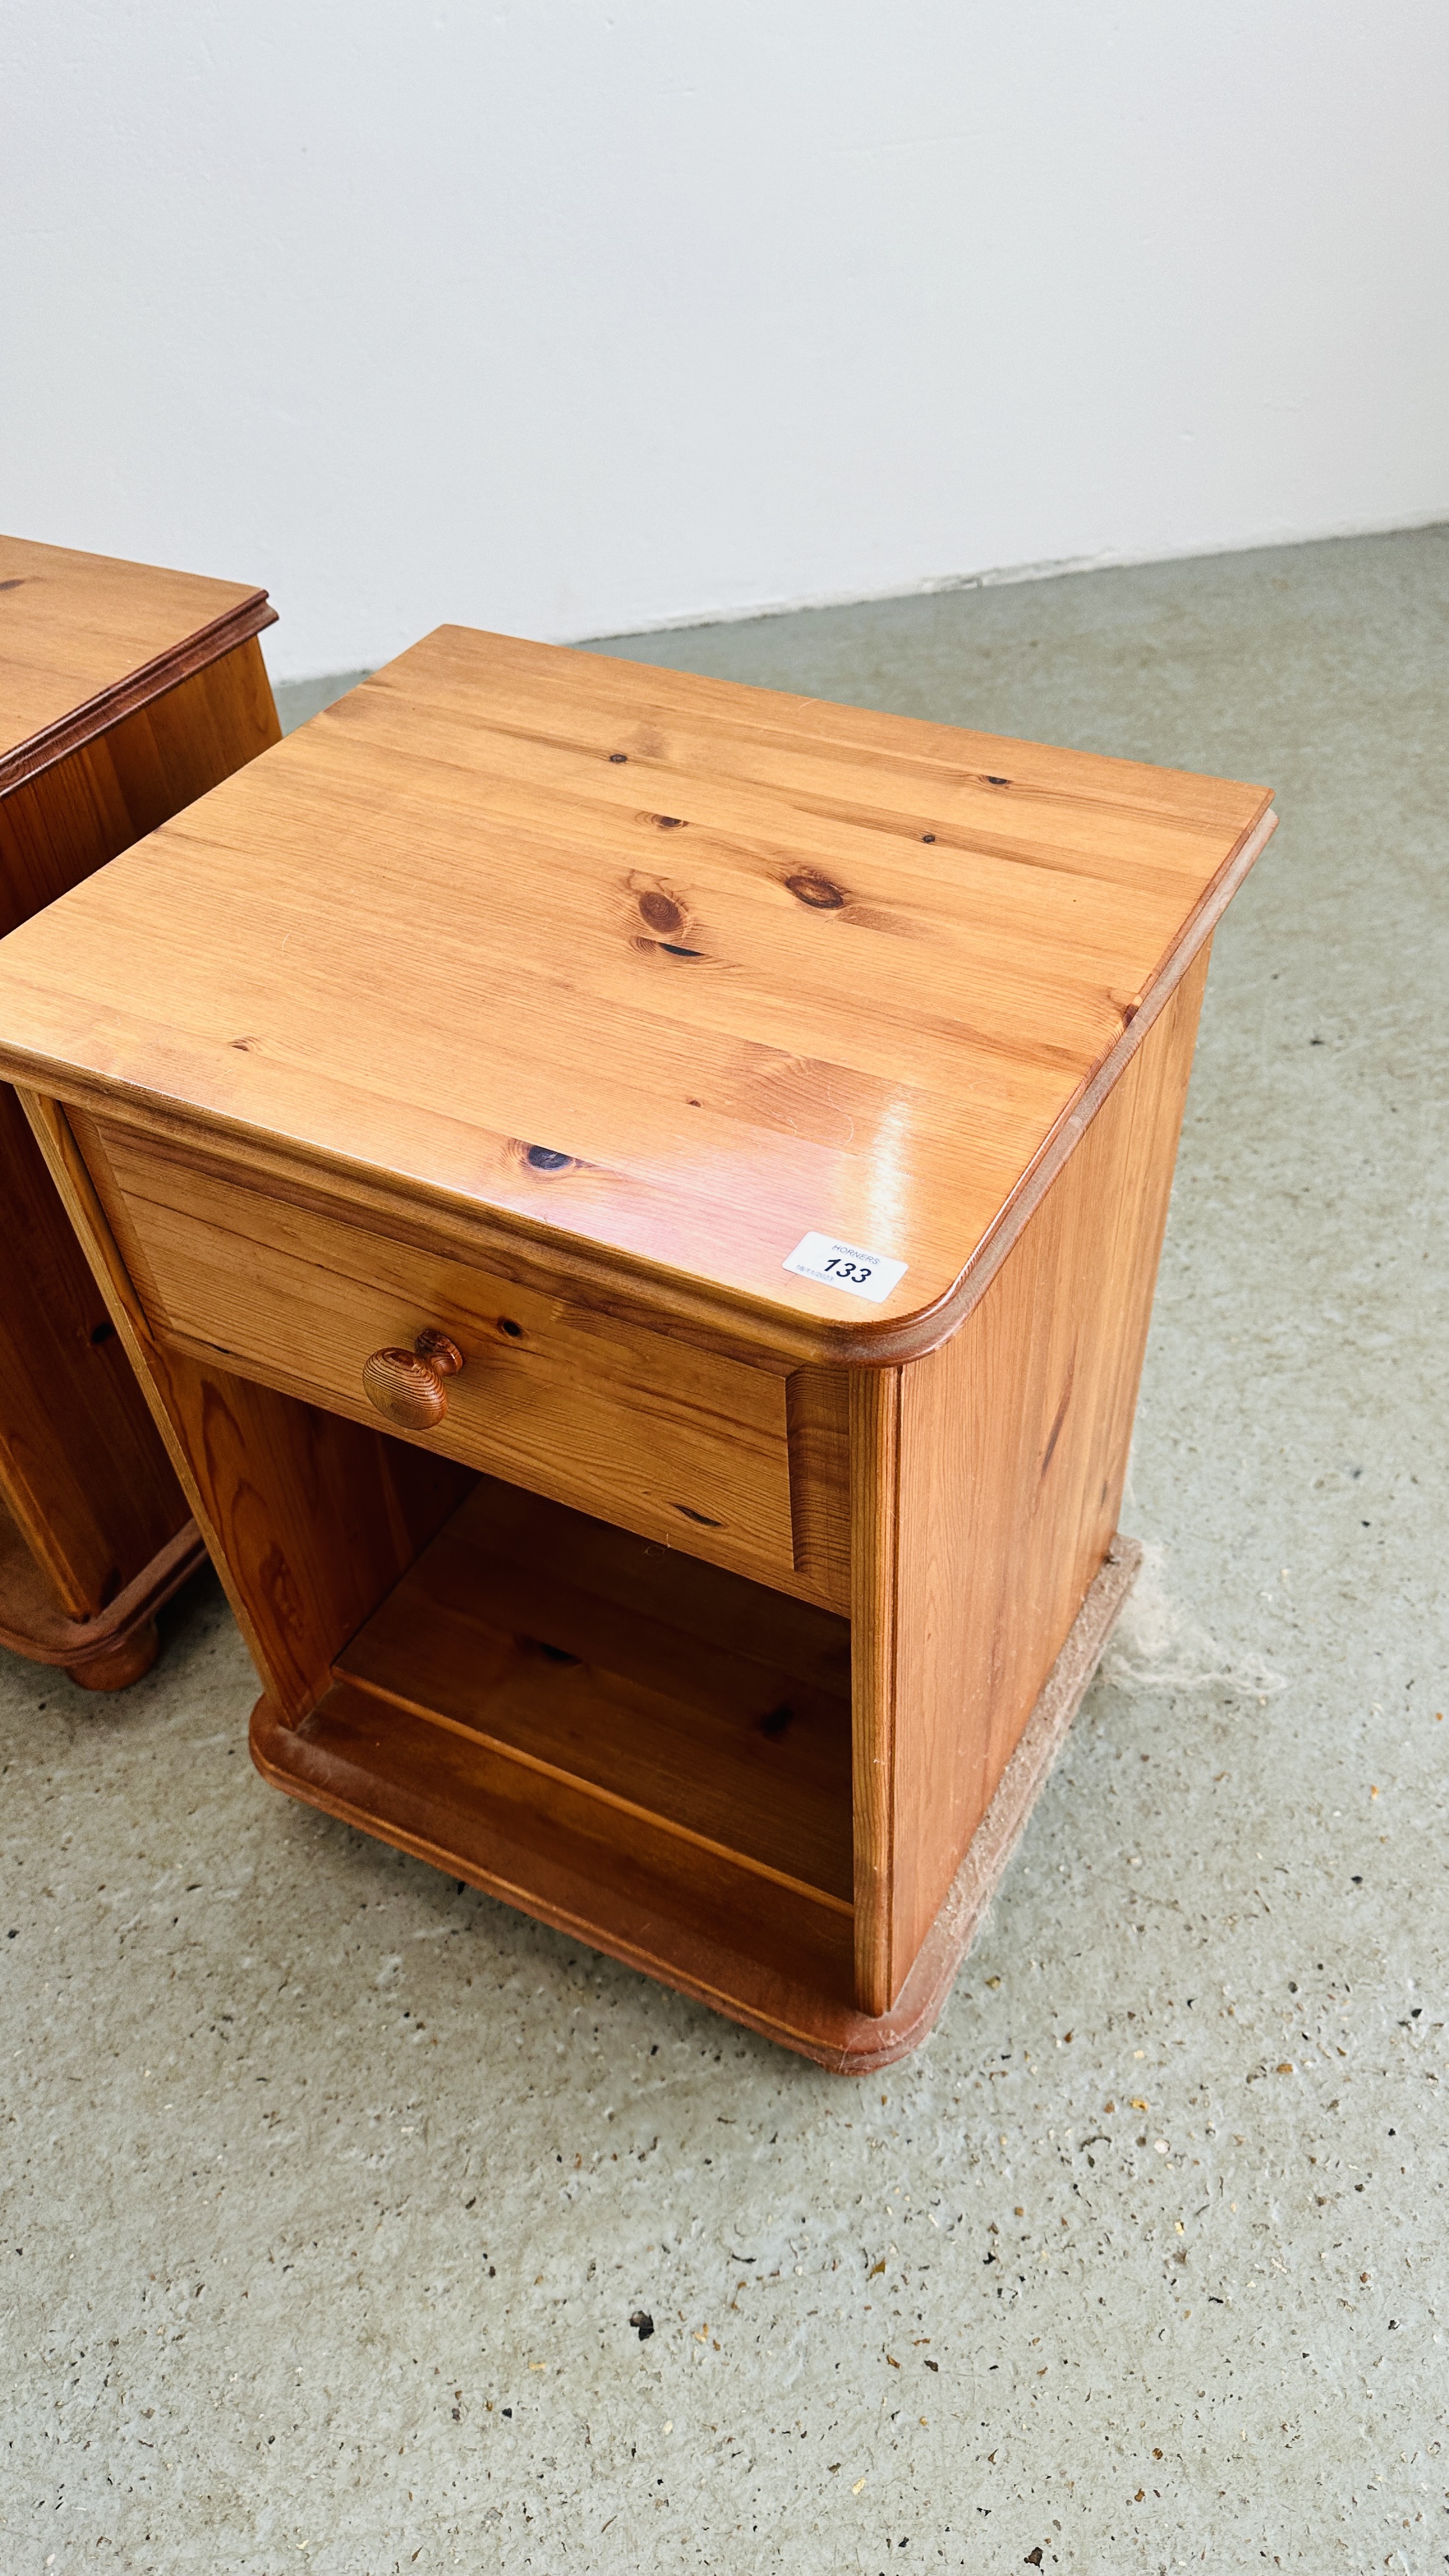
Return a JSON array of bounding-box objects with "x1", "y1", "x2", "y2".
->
[{"x1": 90, "y1": 1124, "x2": 847, "y2": 1604}]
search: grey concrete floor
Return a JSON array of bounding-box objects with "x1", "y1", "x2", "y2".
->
[{"x1": 4, "y1": 528, "x2": 1447, "y2": 2573}]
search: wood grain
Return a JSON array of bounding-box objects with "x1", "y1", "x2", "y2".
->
[
  {"x1": 854, "y1": 948, "x2": 1211, "y2": 2005},
  {"x1": 335, "y1": 1472, "x2": 854, "y2": 1907},
  {"x1": 362, "y1": 1342, "x2": 455, "y2": 1430},
  {"x1": 849, "y1": 1365, "x2": 903, "y2": 2013},
  {"x1": 252, "y1": 1682, "x2": 858, "y2": 2036},
  {"x1": 0, "y1": 615, "x2": 279, "y2": 1653},
  {"x1": 92, "y1": 1123, "x2": 828, "y2": 1600},
  {"x1": 0, "y1": 1483, "x2": 201, "y2": 1683},
  {"x1": 0, "y1": 623, "x2": 1273, "y2": 1364},
  {"x1": 0, "y1": 636, "x2": 280, "y2": 940},
  {"x1": 20, "y1": 1089, "x2": 472, "y2": 1720},
  {"x1": 785, "y1": 1367, "x2": 851, "y2": 1611},
  {"x1": 0, "y1": 624, "x2": 1272, "y2": 2048},
  {"x1": 0, "y1": 534, "x2": 275, "y2": 795},
  {"x1": 0, "y1": 1083, "x2": 181, "y2": 1616},
  {"x1": 250, "y1": 1535, "x2": 1140, "y2": 2071}
]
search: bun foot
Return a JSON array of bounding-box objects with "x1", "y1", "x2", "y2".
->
[{"x1": 66, "y1": 1620, "x2": 160, "y2": 1692}]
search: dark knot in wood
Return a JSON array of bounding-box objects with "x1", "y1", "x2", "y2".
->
[
  {"x1": 638, "y1": 891, "x2": 684, "y2": 935},
  {"x1": 785, "y1": 871, "x2": 846, "y2": 910}
]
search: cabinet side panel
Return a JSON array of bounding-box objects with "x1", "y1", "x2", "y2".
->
[
  {"x1": 884, "y1": 943, "x2": 1211, "y2": 1995},
  {"x1": 21, "y1": 1094, "x2": 470, "y2": 1722},
  {"x1": 0, "y1": 1085, "x2": 185, "y2": 1616},
  {"x1": 0, "y1": 637, "x2": 282, "y2": 1611}
]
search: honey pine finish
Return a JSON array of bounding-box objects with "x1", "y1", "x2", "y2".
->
[
  {"x1": 0, "y1": 536, "x2": 279, "y2": 1687},
  {"x1": 0, "y1": 629, "x2": 1274, "y2": 2059}
]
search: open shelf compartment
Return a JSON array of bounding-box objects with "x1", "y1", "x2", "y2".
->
[
  {"x1": 251, "y1": 1473, "x2": 865, "y2": 2053},
  {"x1": 247, "y1": 1471, "x2": 1142, "y2": 2071}
]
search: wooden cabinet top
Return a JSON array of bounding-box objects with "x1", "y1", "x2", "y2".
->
[
  {"x1": 0, "y1": 535, "x2": 275, "y2": 794},
  {"x1": 0, "y1": 625, "x2": 1273, "y2": 1360}
]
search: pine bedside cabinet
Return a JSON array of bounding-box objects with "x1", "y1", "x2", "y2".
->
[
  {"x1": 0, "y1": 629, "x2": 1274, "y2": 2060},
  {"x1": 0, "y1": 535, "x2": 279, "y2": 1689}
]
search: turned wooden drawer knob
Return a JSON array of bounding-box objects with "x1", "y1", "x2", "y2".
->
[{"x1": 362, "y1": 1328, "x2": 464, "y2": 1430}]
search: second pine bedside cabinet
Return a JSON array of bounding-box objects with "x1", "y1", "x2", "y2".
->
[
  {"x1": 0, "y1": 534, "x2": 279, "y2": 1687},
  {"x1": 0, "y1": 630, "x2": 1274, "y2": 2064}
]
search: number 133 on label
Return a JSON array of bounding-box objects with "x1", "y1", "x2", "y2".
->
[{"x1": 782, "y1": 1232, "x2": 908, "y2": 1304}]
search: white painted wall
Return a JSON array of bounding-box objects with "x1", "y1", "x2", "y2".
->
[{"x1": 5, "y1": 3, "x2": 1446, "y2": 680}]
